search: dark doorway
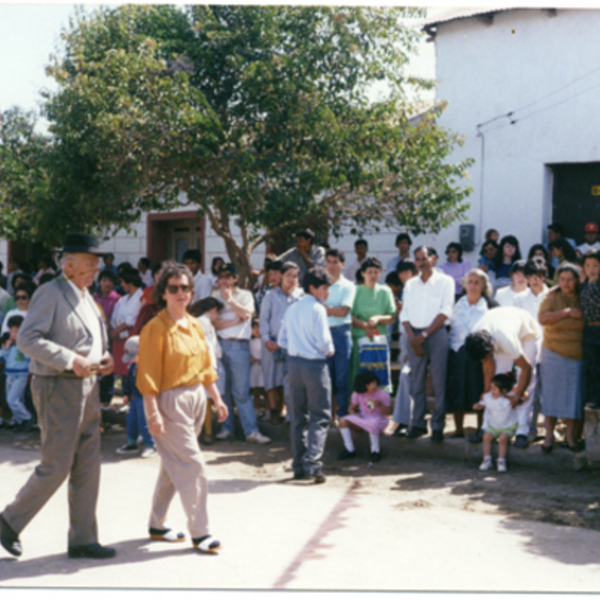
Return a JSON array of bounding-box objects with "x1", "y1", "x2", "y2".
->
[
  {"x1": 8, "y1": 241, "x2": 52, "y2": 274},
  {"x1": 147, "y1": 212, "x2": 206, "y2": 270},
  {"x1": 552, "y1": 162, "x2": 600, "y2": 245}
]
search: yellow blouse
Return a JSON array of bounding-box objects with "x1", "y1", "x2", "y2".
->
[{"x1": 136, "y1": 309, "x2": 217, "y2": 395}]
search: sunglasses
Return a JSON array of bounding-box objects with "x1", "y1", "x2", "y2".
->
[
  {"x1": 15, "y1": 295, "x2": 29, "y2": 301},
  {"x1": 166, "y1": 285, "x2": 192, "y2": 294}
]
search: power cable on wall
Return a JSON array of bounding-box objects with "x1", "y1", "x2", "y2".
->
[{"x1": 476, "y1": 63, "x2": 600, "y2": 131}]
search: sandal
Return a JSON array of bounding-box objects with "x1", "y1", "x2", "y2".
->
[
  {"x1": 193, "y1": 535, "x2": 222, "y2": 553},
  {"x1": 149, "y1": 528, "x2": 186, "y2": 542}
]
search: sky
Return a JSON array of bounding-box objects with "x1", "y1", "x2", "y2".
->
[{"x1": 0, "y1": 3, "x2": 437, "y2": 131}]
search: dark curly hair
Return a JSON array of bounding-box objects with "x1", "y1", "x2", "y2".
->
[
  {"x1": 153, "y1": 260, "x2": 195, "y2": 310},
  {"x1": 354, "y1": 369, "x2": 380, "y2": 393},
  {"x1": 465, "y1": 330, "x2": 494, "y2": 361}
]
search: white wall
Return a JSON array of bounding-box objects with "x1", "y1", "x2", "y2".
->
[{"x1": 434, "y1": 8, "x2": 600, "y2": 262}]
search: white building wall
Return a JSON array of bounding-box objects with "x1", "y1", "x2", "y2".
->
[{"x1": 433, "y1": 8, "x2": 600, "y2": 262}]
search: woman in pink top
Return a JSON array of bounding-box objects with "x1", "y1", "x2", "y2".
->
[{"x1": 337, "y1": 370, "x2": 390, "y2": 462}]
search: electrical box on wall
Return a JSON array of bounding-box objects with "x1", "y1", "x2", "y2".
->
[{"x1": 459, "y1": 224, "x2": 476, "y2": 251}]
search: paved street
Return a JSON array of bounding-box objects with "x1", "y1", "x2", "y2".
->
[{"x1": 1, "y1": 425, "x2": 600, "y2": 593}]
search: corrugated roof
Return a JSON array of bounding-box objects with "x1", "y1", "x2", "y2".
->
[
  {"x1": 422, "y1": 7, "x2": 526, "y2": 38},
  {"x1": 423, "y1": 6, "x2": 517, "y2": 28}
]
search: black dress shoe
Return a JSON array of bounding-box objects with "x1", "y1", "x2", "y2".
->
[
  {"x1": 0, "y1": 513, "x2": 22, "y2": 557},
  {"x1": 430, "y1": 430, "x2": 444, "y2": 443},
  {"x1": 406, "y1": 426, "x2": 427, "y2": 439},
  {"x1": 293, "y1": 470, "x2": 307, "y2": 480},
  {"x1": 68, "y1": 542, "x2": 116, "y2": 559}
]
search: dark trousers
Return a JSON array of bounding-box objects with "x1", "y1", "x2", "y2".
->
[
  {"x1": 327, "y1": 324, "x2": 352, "y2": 417},
  {"x1": 406, "y1": 326, "x2": 449, "y2": 432},
  {"x1": 287, "y1": 356, "x2": 332, "y2": 476}
]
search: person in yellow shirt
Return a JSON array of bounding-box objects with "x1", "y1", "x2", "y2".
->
[{"x1": 137, "y1": 261, "x2": 228, "y2": 554}]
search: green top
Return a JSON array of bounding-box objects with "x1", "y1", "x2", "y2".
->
[{"x1": 351, "y1": 284, "x2": 396, "y2": 338}]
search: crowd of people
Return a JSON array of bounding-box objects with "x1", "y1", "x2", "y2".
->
[{"x1": 1, "y1": 222, "x2": 600, "y2": 559}]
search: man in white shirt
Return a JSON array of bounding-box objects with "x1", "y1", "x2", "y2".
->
[
  {"x1": 343, "y1": 239, "x2": 369, "y2": 283},
  {"x1": 465, "y1": 306, "x2": 542, "y2": 449},
  {"x1": 183, "y1": 250, "x2": 213, "y2": 302},
  {"x1": 400, "y1": 246, "x2": 455, "y2": 441},
  {"x1": 213, "y1": 263, "x2": 270, "y2": 445},
  {"x1": 577, "y1": 222, "x2": 600, "y2": 256}
]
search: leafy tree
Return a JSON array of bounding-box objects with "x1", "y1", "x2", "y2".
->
[
  {"x1": 0, "y1": 107, "x2": 52, "y2": 242},
  {"x1": 1, "y1": 5, "x2": 473, "y2": 284}
]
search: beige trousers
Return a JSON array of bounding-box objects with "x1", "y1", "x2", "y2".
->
[
  {"x1": 148, "y1": 383, "x2": 209, "y2": 539},
  {"x1": 3, "y1": 376, "x2": 101, "y2": 546}
]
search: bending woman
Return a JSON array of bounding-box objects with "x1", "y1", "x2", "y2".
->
[{"x1": 137, "y1": 261, "x2": 228, "y2": 553}]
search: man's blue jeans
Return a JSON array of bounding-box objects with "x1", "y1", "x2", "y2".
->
[
  {"x1": 220, "y1": 339, "x2": 259, "y2": 437},
  {"x1": 327, "y1": 324, "x2": 352, "y2": 417}
]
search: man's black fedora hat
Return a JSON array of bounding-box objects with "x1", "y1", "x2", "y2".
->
[{"x1": 59, "y1": 233, "x2": 105, "y2": 256}]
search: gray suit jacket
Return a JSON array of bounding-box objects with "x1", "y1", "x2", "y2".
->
[{"x1": 17, "y1": 277, "x2": 109, "y2": 376}]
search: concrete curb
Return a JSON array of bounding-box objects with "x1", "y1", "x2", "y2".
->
[{"x1": 257, "y1": 420, "x2": 588, "y2": 471}]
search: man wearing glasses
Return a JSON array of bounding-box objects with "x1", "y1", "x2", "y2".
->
[{"x1": 0, "y1": 234, "x2": 116, "y2": 560}]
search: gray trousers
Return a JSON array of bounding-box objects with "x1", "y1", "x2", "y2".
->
[
  {"x1": 149, "y1": 383, "x2": 209, "y2": 539},
  {"x1": 3, "y1": 376, "x2": 101, "y2": 546},
  {"x1": 406, "y1": 327, "x2": 449, "y2": 432},
  {"x1": 287, "y1": 356, "x2": 332, "y2": 476}
]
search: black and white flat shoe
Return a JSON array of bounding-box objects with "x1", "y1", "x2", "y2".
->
[
  {"x1": 149, "y1": 528, "x2": 186, "y2": 542},
  {"x1": 192, "y1": 535, "x2": 222, "y2": 553}
]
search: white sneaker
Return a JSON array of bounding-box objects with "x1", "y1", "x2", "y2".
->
[
  {"x1": 479, "y1": 457, "x2": 493, "y2": 471},
  {"x1": 215, "y1": 430, "x2": 234, "y2": 441},
  {"x1": 246, "y1": 430, "x2": 271, "y2": 444},
  {"x1": 497, "y1": 459, "x2": 507, "y2": 473},
  {"x1": 141, "y1": 446, "x2": 157, "y2": 458}
]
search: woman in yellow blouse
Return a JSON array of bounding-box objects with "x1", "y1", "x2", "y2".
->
[{"x1": 137, "y1": 261, "x2": 228, "y2": 553}]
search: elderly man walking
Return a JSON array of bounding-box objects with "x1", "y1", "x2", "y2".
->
[{"x1": 0, "y1": 234, "x2": 116, "y2": 559}]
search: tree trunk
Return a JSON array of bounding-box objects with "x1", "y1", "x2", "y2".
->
[{"x1": 221, "y1": 235, "x2": 253, "y2": 290}]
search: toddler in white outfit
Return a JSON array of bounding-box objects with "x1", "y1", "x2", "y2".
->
[{"x1": 473, "y1": 372, "x2": 519, "y2": 473}]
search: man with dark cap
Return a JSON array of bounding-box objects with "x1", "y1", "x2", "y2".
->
[
  {"x1": 277, "y1": 228, "x2": 326, "y2": 282},
  {"x1": 0, "y1": 234, "x2": 116, "y2": 559}
]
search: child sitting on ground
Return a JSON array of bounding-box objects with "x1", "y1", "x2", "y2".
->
[
  {"x1": 338, "y1": 370, "x2": 391, "y2": 462},
  {"x1": 0, "y1": 315, "x2": 32, "y2": 432},
  {"x1": 473, "y1": 372, "x2": 519, "y2": 473},
  {"x1": 116, "y1": 335, "x2": 157, "y2": 458}
]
